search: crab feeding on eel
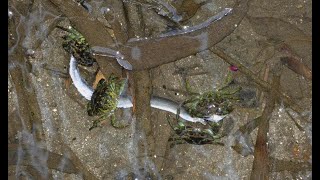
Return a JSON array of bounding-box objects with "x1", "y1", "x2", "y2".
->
[{"x1": 60, "y1": 7, "x2": 239, "y2": 130}]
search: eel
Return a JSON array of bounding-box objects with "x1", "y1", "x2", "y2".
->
[{"x1": 69, "y1": 56, "x2": 225, "y2": 123}]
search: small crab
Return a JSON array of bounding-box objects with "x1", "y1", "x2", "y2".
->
[
  {"x1": 179, "y1": 67, "x2": 241, "y2": 122},
  {"x1": 87, "y1": 74, "x2": 128, "y2": 130},
  {"x1": 167, "y1": 119, "x2": 224, "y2": 147},
  {"x1": 167, "y1": 74, "x2": 240, "y2": 146},
  {"x1": 57, "y1": 26, "x2": 96, "y2": 66},
  {"x1": 182, "y1": 87, "x2": 240, "y2": 121}
]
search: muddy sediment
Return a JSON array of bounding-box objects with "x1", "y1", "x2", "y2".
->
[{"x1": 8, "y1": 0, "x2": 311, "y2": 179}]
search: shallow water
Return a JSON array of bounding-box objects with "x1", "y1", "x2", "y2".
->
[{"x1": 8, "y1": 0, "x2": 312, "y2": 179}]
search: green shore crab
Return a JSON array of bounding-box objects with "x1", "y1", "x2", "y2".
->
[
  {"x1": 57, "y1": 26, "x2": 96, "y2": 66},
  {"x1": 168, "y1": 72, "x2": 241, "y2": 146},
  {"x1": 58, "y1": 25, "x2": 128, "y2": 130},
  {"x1": 60, "y1": 25, "x2": 240, "y2": 132},
  {"x1": 182, "y1": 89, "x2": 236, "y2": 121},
  {"x1": 167, "y1": 118, "x2": 224, "y2": 147},
  {"x1": 87, "y1": 74, "x2": 128, "y2": 130},
  {"x1": 59, "y1": 25, "x2": 131, "y2": 130}
]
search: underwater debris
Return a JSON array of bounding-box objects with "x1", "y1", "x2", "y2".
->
[
  {"x1": 280, "y1": 56, "x2": 312, "y2": 81},
  {"x1": 229, "y1": 65, "x2": 238, "y2": 72},
  {"x1": 8, "y1": 144, "x2": 79, "y2": 174}
]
